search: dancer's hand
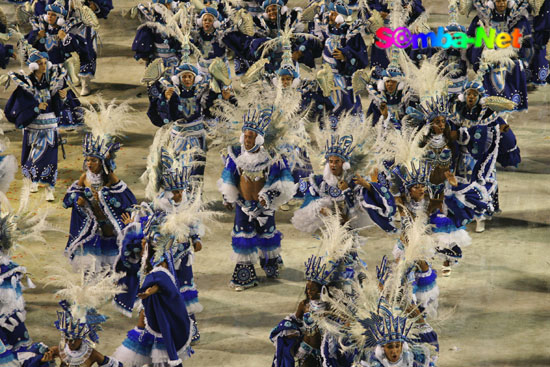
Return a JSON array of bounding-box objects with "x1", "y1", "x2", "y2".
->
[
  {"x1": 380, "y1": 102, "x2": 388, "y2": 118},
  {"x1": 165, "y1": 87, "x2": 175, "y2": 100},
  {"x1": 77, "y1": 197, "x2": 86, "y2": 207},
  {"x1": 500, "y1": 124, "x2": 510, "y2": 133},
  {"x1": 57, "y1": 30, "x2": 67, "y2": 40},
  {"x1": 444, "y1": 170, "x2": 458, "y2": 187},
  {"x1": 37, "y1": 30, "x2": 46, "y2": 39},
  {"x1": 259, "y1": 198, "x2": 267, "y2": 207},
  {"x1": 121, "y1": 212, "x2": 132, "y2": 225},
  {"x1": 138, "y1": 285, "x2": 159, "y2": 299},
  {"x1": 193, "y1": 241, "x2": 202, "y2": 252},
  {"x1": 320, "y1": 207, "x2": 331, "y2": 216},
  {"x1": 338, "y1": 180, "x2": 348, "y2": 190},
  {"x1": 353, "y1": 174, "x2": 370, "y2": 189},
  {"x1": 39, "y1": 102, "x2": 48, "y2": 110},
  {"x1": 223, "y1": 202, "x2": 234, "y2": 210},
  {"x1": 332, "y1": 49, "x2": 345, "y2": 61},
  {"x1": 58, "y1": 89, "x2": 67, "y2": 99}
]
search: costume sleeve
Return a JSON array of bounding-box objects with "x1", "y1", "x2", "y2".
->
[
  {"x1": 88, "y1": 0, "x2": 114, "y2": 19},
  {"x1": 216, "y1": 150, "x2": 240, "y2": 204},
  {"x1": 355, "y1": 182, "x2": 397, "y2": 232},
  {"x1": 132, "y1": 26, "x2": 155, "y2": 61},
  {"x1": 259, "y1": 157, "x2": 296, "y2": 209},
  {"x1": 338, "y1": 33, "x2": 368, "y2": 75},
  {"x1": 4, "y1": 86, "x2": 40, "y2": 129},
  {"x1": 269, "y1": 314, "x2": 303, "y2": 367},
  {"x1": 290, "y1": 175, "x2": 331, "y2": 233},
  {"x1": 0, "y1": 44, "x2": 13, "y2": 69},
  {"x1": 97, "y1": 181, "x2": 138, "y2": 237}
]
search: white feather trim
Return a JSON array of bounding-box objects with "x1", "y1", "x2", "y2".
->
[
  {"x1": 342, "y1": 161, "x2": 350, "y2": 170},
  {"x1": 217, "y1": 178, "x2": 239, "y2": 203},
  {"x1": 335, "y1": 14, "x2": 344, "y2": 24},
  {"x1": 112, "y1": 343, "x2": 153, "y2": 367},
  {"x1": 29, "y1": 62, "x2": 38, "y2": 71},
  {"x1": 377, "y1": 80, "x2": 385, "y2": 91},
  {"x1": 290, "y1": 197, "x2": 331, "y2": 233},
  {"x1": 259, "y1": 179, "x2": 296, "y2": 209},
  {"x1": 57, "y1": 17, "x2": 65, "y2": 26}
]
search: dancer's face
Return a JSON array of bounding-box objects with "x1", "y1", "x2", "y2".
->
[
  {"x1": 171, "y1": 189, "x2": 182, "y2": 203},
  {"x1": 46, "y1": 11, "x2": 58, "y2": 25},
  {"x1": 385, "y1": 79, "x2": 398, "y2": 94},
  {"x1": 495, "y1": 0, "x2": 507, "y2": 13},
  {"x1": 306, "y1": 281, "x2": 321, "y2": 300},
  {"x1": 328, "y1": 156, "x2": 344, "y2": 176},
  {"x1": 85, "y1": 156, "x2": 102, "y2": 174},
  {"x1": 181, "y1": 72, "x2": 195, "y2": 88},
  {"x1": 465, "y1": 89, "x2": 479, "y2": 109},
  {"x1": 431, "y1": 116, "x2": 446, "y2": 134},
  {"x1": 280, "y1": 75, "x2": 294, "y2": 88},
  {"x1": 409, "y1": 184, "x2": 425, "y2": 202},
  {"x1": 266, "y1": 5, "x2": 278, "y2": 21},
  {"x1": 243, "y1": 129, "x2": 258, "y2": 151},
  {"x1": 383, "y1": 341, "x2": 403, "y2": 362},
  {"x1": 202, "y1": 14, "x2": 215, "y2": 32},
  {"x1": 328, "y1": 10, "x2": 338, "y2": 24},
  {"x1": 35, "y1": 58, "x2": 48, "y2": 74},
  {"x1": 67, "y1": 338, "x2": 82, "y2": 351}
]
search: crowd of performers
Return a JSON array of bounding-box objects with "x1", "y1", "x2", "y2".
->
[{"x1": 0, "y1": 0, "x2": 547, "y2": 365}]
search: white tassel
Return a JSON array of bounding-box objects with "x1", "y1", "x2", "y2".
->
[
  {"x1": 458, "y1": 93, "x2": 465, "y2": 102},
  {"x1": 263, "y1": 12, "x2": 268, "y2": 19},
  {"x1": 291, "y1": 78, "x2": 300, "y2": 88},
  {"x1": 29, "y1": 62, "x2": 39, "y2": 71},
  {"x1": 487, "y1": 0, "x2": 494, "y2": 9},
  {"x1": 335, "y1": 14, "x2": 344, "y2": 24},
  {"x1": 255, "y1": 134, "x2": 265, "y2": 146},
  {"x1": 214, "y1": 20, "x2": 221, "y2": 28},
  {"x1": 197, "y1": 18, "x2": 203, "y2": 27},
  {"x1": 397, "y1": 82, "x2": 404, "y2": 90},
  {"x1": 57, "y1": 17, "x2": 65, "y2": 26},
  {"x1": 377, "y1": 79, "x2": 385, "y2": 91},
  {"x1": 171, "y1": 75, "x2": 179, "y2": 85},
  {"x1": 43, "y1": 14, "x2": 48, "y2": 22},
  {"x1": 281, "y1": 5, "x2": 288, "y2": 14},
  {"x1": 47, "y1": 61, "x2": 53, "y2": 69},
  {"x1": 343, "y1": 161, "x2": 350, "y2": 170}
]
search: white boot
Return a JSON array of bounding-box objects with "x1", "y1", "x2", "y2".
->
[
  {"x1": 80, "y1": 75, "x2": 91, "y2": 96},
  {"x1": 475, "y1": 218, "x2": 485, "y2": 233},
  {"x1": 30, "y1": 182, "x2": 39, "y2": 193},
  {"x1": 45, "y1": 186, "x2": 55, "y2": 202}
]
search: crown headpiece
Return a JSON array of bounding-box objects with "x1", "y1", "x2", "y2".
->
[
  {"x1": 407, "y1": 95, "x2": 451, "y2": 123},
  {"x1": 82, "y1": 133, "x2": 119, "y2": 160},
  {"x1": 325, "y1": 135, "x2": 355, "y2": 162},
  {"x1": 162, "y1": 167, "x2": 191, "y2": 191},
  {"x1": 242, "y1": 107, "x2": 274, "y2": 136},
  {"x1": 361, "y1": 300, "x2": 413, "y2": 346},
  {"x1": 55, "y1": 302, "x2": 107, "y2": 343},
  {"x1": 386, "y1": 159, "x2": 433, "y2": 192},
  {"x1": 304, "y1": 255, "x2": 337, "y2": 286}
]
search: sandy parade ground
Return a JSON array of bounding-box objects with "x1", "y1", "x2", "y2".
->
[{"x1": 0, "y1": 0, "x2": 549, "y2": 366}]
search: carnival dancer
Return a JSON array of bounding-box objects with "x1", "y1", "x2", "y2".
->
[
  {"x1": 41, "y1": 263, "x2": 124, "y2": 367},
  {"x1": 63, "y1": 99, "x2": 137, "y2": 270},
  {"x1": 0, "y1": 185, "x2": 62, "y2": 367},
  {"x1": 0, "y1": 9, "x2": 16, "y2": 70},
  {"x1": 450, "y1": 81, "x2": 517, "y2": 233},
  {"x1": 67, "y1": 0, "x2": 113, "y2": 95},
  {"x1": 132, "y1": 0, "x2": 181, "y2": 76},
  {"x1": 4, "y1": 48, "x2": 70, "y2": 200},
  {"x1": 217, "y1": 106, "x2": 295, "y2": 290},
  {"x1": 311, "y1": 0, "x2": 368, "y2": 116},
  {"x1": 528, "y1": 0, "x2": 550, "y2": 85},
  {"x1": 292, "y1": 113, "x2": 396, "y2": 233},
  {"x1": 192, "y1": 7, "x2": 229, "y2": 77}
]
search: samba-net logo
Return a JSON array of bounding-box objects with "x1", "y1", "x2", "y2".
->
[{"x1": 375, "y1": 26, "x2": 523, "y2": 49}]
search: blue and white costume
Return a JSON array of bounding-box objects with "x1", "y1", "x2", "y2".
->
[
  {"x1": 217, "y1": 108, "x2": 295, "y2": 289},
  {"x1": 4, "y1": 52, "x2": 68, "y2": 190},
  {"x1": 63, "y1": 105, "x2": 137, "y2": 270}
]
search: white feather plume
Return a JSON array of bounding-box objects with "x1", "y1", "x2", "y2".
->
[
  {"x1": 45, "y1": 258, "x2": 125, "y2": 320},
  {"x1": 82, "y1": 97, "x2": 136, "y2": 139}
]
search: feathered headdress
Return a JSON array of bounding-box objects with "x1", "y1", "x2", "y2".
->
[
  {"x1": 385, "y1": 159, "x2": 433, "y2": 195},
  {"x1": 82, "y1": 98, "x2": 136, "y2": 173},
  {"x1": 162, "y1": 166, "x2": 192, "y2": 192},
  {"x1": 324, "y1": 134, "x2": 355, "y2": 162},
  {"x1": 47, "y1": 260, "x2": 125, "y2": 342},
  {"x1": 361, "y1": 301, "x2": 413, "y2": 346},
  {"x1": 406, "y1": 95, "x2": 452, "y2": 123},
  {"x1": 304, "y1": 255, "x2": 337, "y2": 286}
]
